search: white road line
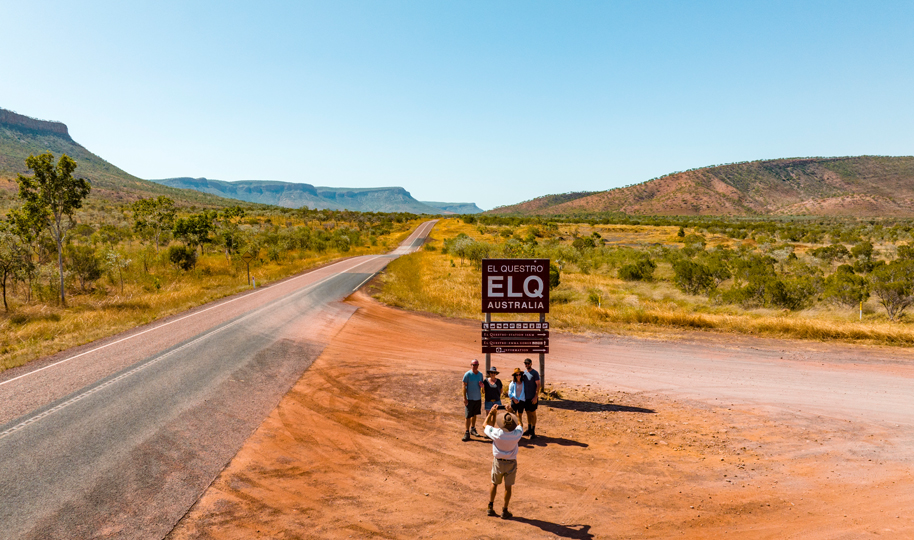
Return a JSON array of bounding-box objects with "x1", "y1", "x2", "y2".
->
[{"x1": 353, "y1": 274, "x2": 375, "y2": 292}]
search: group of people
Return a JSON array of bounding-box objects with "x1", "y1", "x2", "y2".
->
[
  {"x1": 462, "y1": 358, "x2": 541, "y2": 441},
  {"x1": 461, "y1": 358, "x2": 542, "y2": 518}
]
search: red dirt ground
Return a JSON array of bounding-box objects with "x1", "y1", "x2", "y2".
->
[{"x1": 167, "y1": 293, "x2": 914, "y2": 539}]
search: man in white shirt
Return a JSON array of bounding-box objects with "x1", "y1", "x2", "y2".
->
[{"x1": 483, "y1": 404, "x2": 524, "y2": 518}]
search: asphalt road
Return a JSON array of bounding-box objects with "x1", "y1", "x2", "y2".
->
[{"x1": 0, "y1": 220, "x2": 437, "y2": 540}]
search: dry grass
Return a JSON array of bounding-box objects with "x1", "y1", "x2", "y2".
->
[
  {"x1": 0, "y1": 223, "x2": 419, "y2": 372},
  {"x1": 376, "y1": 218, "x2": 914, "y2": 347}
]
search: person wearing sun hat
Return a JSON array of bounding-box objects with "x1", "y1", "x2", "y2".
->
[
  {"x1": 462, "y1": 359, "x2": 484, "y2": 441},
  {"x1": 483, "y1": 404, "x2": 523, "y2": 518},
  {"x1": 483, "y1": 366, "x2": 504, "y2": 414},
  {"x1": 507, "y1": 368, "x2": 526, "y2": 432}
]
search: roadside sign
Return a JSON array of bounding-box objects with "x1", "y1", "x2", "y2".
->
[
  {"x1": 481, "y1": 322, "x2": 549, "y2": 330},
  {"x1": 481, "y1": 259, "x2": 550, "y2": 313},
  {"x1": 482, "y1": 346, "x2": 549, "y2": 354},
  {"x1": 482, "y1": 339, "x2": 549, "y2": 347},
  {"x1": 482, "y1": 331, "x2": 549, "y2": 339}
]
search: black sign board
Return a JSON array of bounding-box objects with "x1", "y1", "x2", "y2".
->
[
  {"x1": 482, "y1": 346, "x2": 549, "y2": 354},
  {"x1": 482, "y1": 322, "x2": 549, "y2": 330},
  {"x1": 482, "y1": 259, "x2": 550, "y2": 314},
  {"x1": 482, "y1": 331, "x2": 549, "y2": 339}
]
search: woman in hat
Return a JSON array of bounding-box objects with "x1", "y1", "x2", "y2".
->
[
  {"x1": 507, "y1": 368, "x2": 526, "y2": 431},
  {"x1": 483, "y1": 366, "x2": 504, "y2": 413}
]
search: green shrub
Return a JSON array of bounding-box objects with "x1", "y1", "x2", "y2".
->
[
  {"x1": 822, "y1": 265, "x2": 868, "y2": 308},
  {"x1": 168, "y1": 245, "x2": 197, "y2": 271},
  {"x1": 618, "y1": 256, "x2": 656, "y2": 281}
]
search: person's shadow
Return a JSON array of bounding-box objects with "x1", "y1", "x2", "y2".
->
[
  {"x1": 519, "y1": 434, "x2": 587, "y2": 448},
  {"x1": 510, "y1": 517, "x2": 594, "y2": 539},
  {"x1": 542, "y1": 398, "x2": 655, "y2": 414}
]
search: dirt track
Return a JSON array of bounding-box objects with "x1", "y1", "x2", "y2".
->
[{"x1": 168, "y1": 293, "x2": 914, "y2": 539}]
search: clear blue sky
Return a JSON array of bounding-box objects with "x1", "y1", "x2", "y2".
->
[{"x1": 2, "y1": 1, "x2": 913, "y2": 209}]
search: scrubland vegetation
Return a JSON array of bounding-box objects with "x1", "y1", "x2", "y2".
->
[
  {"x1": 377, "y1": 215, "x2": 914, "y2": 346},
  {"x1": 0, "y1": 153, "x2": 423, "y2": 371}
]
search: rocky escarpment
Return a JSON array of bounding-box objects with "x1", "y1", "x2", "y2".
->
[{"x1": 0, "y1": 108, "x2": 72, "y2": 140}]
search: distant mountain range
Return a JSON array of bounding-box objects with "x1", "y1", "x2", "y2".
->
[
  {"x1": 148, "y1": 177, "x2": 483, "y2": 214},
  {"x1": 0, "y1": 107, "x2": 483, "y2": 214},
  {"x1": 489, "y1": 156, "x2": 914, "y2": 217}
]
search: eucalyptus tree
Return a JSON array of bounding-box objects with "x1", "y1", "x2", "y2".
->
[
  {"x1": 0, "y1": 222, "x2": 27, "y2": 311},
  {"x1": 131, "y1": 196, "x2": 176, "y2": 253},
  {"x1": 15, "y1": 153, "x2": 91, "y2": 306}
]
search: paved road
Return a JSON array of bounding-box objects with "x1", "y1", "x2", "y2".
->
[{"x1": 0, "y1": 220, "x2": 437, "y2": 540}]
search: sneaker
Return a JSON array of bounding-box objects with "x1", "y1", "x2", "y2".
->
[
  {"x1": 522, "y1": 428, "x2": 531, "y2": 436},
  {"x1": 470, "y1": 427, "x2": 480, "y2": 437},
  {"x1": 530, "y1": 432, "x2": 538, "y2": 440},
  {"x1": 501, "y1": 508, "x2": 513, "y2": 519},
  {"x1": 462, "y1": 431, "x2": 470, "y2": 442},
  {"x1": 487, "y1": 504, "x2": 497, "y2": 517}
]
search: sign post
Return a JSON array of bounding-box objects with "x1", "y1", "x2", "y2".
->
[{"x1": 481, "y1": 258, "x2": 550, "y2": 391}]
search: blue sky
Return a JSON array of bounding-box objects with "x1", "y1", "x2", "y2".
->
[{"x1": 2, "y1": 1, "x2": 912, "y2": 209}]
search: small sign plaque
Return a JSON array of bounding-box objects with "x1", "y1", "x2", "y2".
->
[
  {"x1": 481, "y1": 322, "x2": 549, "y2": 330},
  {"x1": 482, "y1": 346, "x2": 550, "y2": 354}
]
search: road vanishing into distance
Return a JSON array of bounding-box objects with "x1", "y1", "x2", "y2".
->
[{"x1": 0, "y1": 220, "x2": 437, "y2": 540}]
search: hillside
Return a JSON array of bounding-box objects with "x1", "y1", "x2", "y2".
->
[
  {"x1": 0, "y1": 108, "x2": 242, "y2": 209},
  {"x1": 419, "y1": 201, "x2": 483, "y2": 214},
  {"x1": 150, "y1": 178, "x2": 481, "y2": 214},
  {"x1": 488, "y1": 156, "x2": 914, "y2": 217}
]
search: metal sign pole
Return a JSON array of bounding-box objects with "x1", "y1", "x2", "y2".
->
[
  {"x1": 539, "y1": 312, "x2": 545, "y2": 392},
  {"x1": 485, "y1": 312, "x2": 491, "y2": 373}
]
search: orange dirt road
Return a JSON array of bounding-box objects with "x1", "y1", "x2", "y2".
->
[{"x1": 168, "y1": 293, "x2": 914, "y2": 539}]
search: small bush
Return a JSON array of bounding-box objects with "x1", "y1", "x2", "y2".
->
[
  {"x1": 168, "y1": 245, "x2": 198, "y2": 271},
  {"x1": 618, "y1": 256, "x2": 656, "y2": 281}
]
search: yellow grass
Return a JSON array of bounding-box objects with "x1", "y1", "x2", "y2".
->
[
  {"x1": 0, "y1": 222, "x2": 419, "y2": 372},
  {"x1": 376, "y1": 218, "x2": 914, "y2": 347}
]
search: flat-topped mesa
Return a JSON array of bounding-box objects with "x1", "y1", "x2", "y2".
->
[{"x1": 0, "y1": 108, "x2": 72, "y2": 140}]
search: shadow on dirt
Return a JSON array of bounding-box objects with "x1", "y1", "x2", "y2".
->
[
  {"x1": 541, "y1": 398, "x2": 655, "y2": 414},
  {"x1": 509, "y1": 517, "x2": 594, "y2": 539},
  {"x1": 519, "y1": 434, "x2": 588, "y2": 448}
]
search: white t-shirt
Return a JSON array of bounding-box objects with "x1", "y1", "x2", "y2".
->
[{"x1": 484, "y1": 425, "x2": 524, "y2": 460}]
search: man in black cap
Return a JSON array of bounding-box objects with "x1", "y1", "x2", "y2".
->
[
  {"x1": 522, "y1": 358, "x2": 541, "y2": 439},
  {"x1": 482, "y1": 404, "x2": 523, "y2": 518}
]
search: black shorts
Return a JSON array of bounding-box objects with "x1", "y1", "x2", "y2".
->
[
  {"x1": 510, "y1": 400, "x2": 527, "y2": 415},
  {"x1": 525, "y1": 397, "x2": 538, "y2": 412},
  {"x1": 465, "y1": 399, "x2": 482, "y2": 418}
]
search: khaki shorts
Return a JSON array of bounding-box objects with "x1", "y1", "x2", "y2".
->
[{"x1": 491, "y1": 457, "x2": 517, "y2": 486}]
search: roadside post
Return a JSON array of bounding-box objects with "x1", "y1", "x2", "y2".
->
[{"x1": 481, "y1": 258, "x2": 550, "y2": 389}]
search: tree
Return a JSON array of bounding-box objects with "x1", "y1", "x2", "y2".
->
[
  {"x1": 131, "y1": 197, "x2": 176, "y2": 254},
  {"x1": 173, "y1": 211, "x2": 215, "y2": 252},
  {"x1": 549, "y1": 262, "x2": 561, "y2": 289},
  {"x1": 822, "y1": 265, "x2": 868, "y2": 309},
  {"x1": 672, "y1": 260, "x2": 716, "y2": 295},
  {"x1": 0, "y1": 222, "x2": 27, "y2": 311},
  {"x1": 15, "y1": 153, "x2": 91, "y2": 306},
  {"x1": 66, "y1": 244, "x2": 103, "y2": 292},
  {"x1": 5, "y1": 208, "x2": 42, "y2": 302},
  {"x1": 105, "y1": 249, "x2": 132, "y2": 295},
  {"x1": 869, "y1": 260, "x2": 914, "y2": 321},
  {"x1": 215, "y1": 206, "x2": 246, "y2": 261}
]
